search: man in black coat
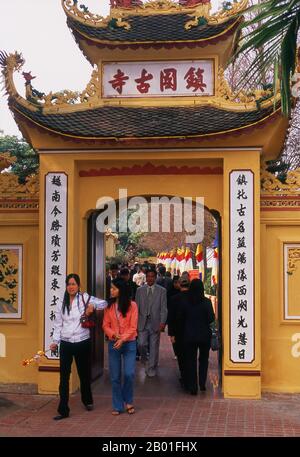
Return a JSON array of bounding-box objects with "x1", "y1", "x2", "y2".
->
[
  {"x1": 184, "y1": 279, "x2": 215, "y2": 394},
  {"x1": 168, "y1": 276, "x2": 190, "y2": 390}
]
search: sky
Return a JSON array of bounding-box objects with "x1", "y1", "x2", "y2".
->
[{"x1": 0, "y1": 0, "x2": 221, "y2": 137}]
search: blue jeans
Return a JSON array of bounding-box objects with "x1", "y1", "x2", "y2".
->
[{"x1": 108, "y1": 340, "x2": 137, "y2": 412}]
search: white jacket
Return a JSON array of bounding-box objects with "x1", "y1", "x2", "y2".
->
[{"x1": 52, "y1": 292, "x2": 107, "y2": 344}]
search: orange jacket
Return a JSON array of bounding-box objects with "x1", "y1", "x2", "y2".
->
[{"x1": 103, "y1": 301, "x2": 138, "y2": 342}]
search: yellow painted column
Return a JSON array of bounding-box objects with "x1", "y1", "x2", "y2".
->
[
  {"x1": 222, "y1": 150, "x2": 261, "y2": 398},
  {"x1": 38, "y1": 154, "x2": 79, "y2": 394}
]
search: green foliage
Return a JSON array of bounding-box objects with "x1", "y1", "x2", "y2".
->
[
  {"x1": 232, "y1": 0, "x2": 300, "y2": 116},
  {"x1": 0, "y1": 134, "x2": 39, "y2": 183},
  {"x1": 106, "y1": 255, "x2": 127, "y2": 267},
  {"x1": 204, "y1": 268, "x2": 212, "y2": 294},
  {"x1": 138, "y1": 249, "x2": 155, "y2": 258}
]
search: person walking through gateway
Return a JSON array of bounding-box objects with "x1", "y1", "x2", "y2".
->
[
  {"x1": 50, "y1": 273, "x2": 107, "y2": 420},
  {"x1": 168, "y1": 276, "x2": 190, "y2": 390},
  {"x1": 184, "y1": 279, "x2": 215, "y2": 395},
  {"x1": 136, "y1": 268, "x2": 167, "y2": 377},
  {"x1": 103, "y1": 277, "x2": 138, "y2": 415}
]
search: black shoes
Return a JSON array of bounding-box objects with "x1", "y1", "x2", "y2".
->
[
  {"x1": 85, "y1": 404, "x2": 94, "y2": 411},
  {"x1": 200, "y1": 386, "x2": 206, "y2": 392},
  {"x1": 53, "y1": 414, "x2": 69, "y2": 421}
]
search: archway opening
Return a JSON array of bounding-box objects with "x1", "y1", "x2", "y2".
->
[{"x1": 87, "y1": 195, "x2": 221, "y2": 394}]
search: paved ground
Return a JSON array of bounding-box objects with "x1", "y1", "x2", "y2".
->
[{"x1": 1, "y1": 333, "x2": 300, "y2": 437}]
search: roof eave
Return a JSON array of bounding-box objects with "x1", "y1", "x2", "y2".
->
[{"x1": 11, "y1": 105, "x2": 287, "y2": 160}]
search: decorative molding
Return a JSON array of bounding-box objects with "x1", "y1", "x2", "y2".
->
[
  {"x1": 284, "y1": 243, "x2": 300, "y2": 321},
  {"x1": 79, "y1": 163, "x2": 223, "y2": 177},
  {"x1": 38, "y1": 366, "x2": 60, "y2": 372},
  {"x1": 260, "y1": 195, "x2": 300, "y2": 211},
  {"x1": 261, "y1": 167, "x2": 300, "y2": 195},
  {"x1": 224, "y1": 370, "x2": 260, "y2": 376},
  {"x1": 185, "y1": 0, "x2": 248, "y2": 29},
  {"x1": 63, "y1": 0, "x2": 248, "y2": 27},
  {"x1": 260, "y1": 167, "x2": 300, "y2": 210},
  {"x1": 62, "y1": 0, "x2": 131, "y2": 29},
  {"x1": 0, "y1": 173, "x2": 39, "y2": 199},
  {"x1": 0, "y1": 200, "x2": 39, "y2": 212},
  {"x1": 216, "y1": 67, "x2": 276, "y2": 108},
  {"x1": 287, "y1": 248, "x2": 300, "y2": 275},
  {"x1": 105, "y1": 228, "x2": 119, "y2": 242},
  {"x1": 2, "y1": 49, "x2": 279, "y2": 114},
  {"x1": 0, "y1": 152, "x2": 16, "y2": 171}
]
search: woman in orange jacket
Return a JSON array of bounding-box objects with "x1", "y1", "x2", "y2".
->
[{"x1": 103, "y1": 277, "x2": 138, "y2": 415}]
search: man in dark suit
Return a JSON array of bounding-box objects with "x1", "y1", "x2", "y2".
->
[{"x1": 136, "y1": 269, "x2": 167, "y2": 377}]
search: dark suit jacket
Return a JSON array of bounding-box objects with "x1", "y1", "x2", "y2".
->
[
  {"x1": 184, "y1": 297, "x2": 215, "y2": 344},
  {"x1": 168, "y1": 291, "x2": 190, "y2": 339}
]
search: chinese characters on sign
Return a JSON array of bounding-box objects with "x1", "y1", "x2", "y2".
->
[
  {"x1": 45, "y1": 173, "x2": 67, "y2": 359},
  {"x1": 230, "y1": 171, "x2": 254, "y2": 363},
  {"x1": 103, "y1": 60, "x2": 214, "y2": 97}
]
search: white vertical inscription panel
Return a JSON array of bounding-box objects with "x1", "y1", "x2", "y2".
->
[
  {"x1": 230, "y1": 170, "x2": 254, "y2": 363},
  {"x1": 45, "y1": 173, "x2": 67, "y2": 359}
]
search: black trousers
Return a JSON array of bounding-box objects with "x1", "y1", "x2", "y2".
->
[
  {"x1": 58, "y1": 338, "x2": 93, "y2": 416},
  {"x1": 185, "y1": 341, "x2": 210, "y2": 393},
  {"x1": 174, "y1": 337, "x2": 187, "y2": 387}
]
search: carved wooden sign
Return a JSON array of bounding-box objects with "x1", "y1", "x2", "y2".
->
[{"x1": 103, "y1": 60, "x2": 214, "y2": 97}]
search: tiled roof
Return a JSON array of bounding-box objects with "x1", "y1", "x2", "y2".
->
[
  {"x1": 67, "y1": 14, "x2": 240, "y2": 43},
  {"x1": 11, "y1": 101, "x2": 277, "y2": 139}
]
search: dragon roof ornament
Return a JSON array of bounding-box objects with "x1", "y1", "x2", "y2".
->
[
  {"x1": 62, "y1": 0, "x2": 249, "y2": 28},
  {"x1": 62, "y1": 0, "x2": 131, "y2": 29},
  {"x1": 0, "y1": 51, "x2": 279, "y2": 115}
]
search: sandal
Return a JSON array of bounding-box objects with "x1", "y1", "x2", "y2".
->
[
  {"x1": 126, "y1": 405, "x2": 135, "y2": 415},
  {"x1": 112, "y1": 410, "x2": 120, "y2": 416}
]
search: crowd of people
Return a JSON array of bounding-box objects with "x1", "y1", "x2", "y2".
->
[{"x1": 50, "y1": 261, "x2": 216, "y2": 419}]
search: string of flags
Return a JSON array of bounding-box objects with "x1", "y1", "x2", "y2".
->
[{"x1": 156, "y1": 243, "x2": 218, "y2": 285}]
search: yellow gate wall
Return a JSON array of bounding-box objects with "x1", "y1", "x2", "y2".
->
[
  {"x1": 5, "y1": 151, "x2": 300, "y2": 395},
  {"x1": 37, "y1": 149, "x2": 263, "y2": 398},
  {"x1": 0, "y1": 213, "x2": 39, "y2": 390},
  {"x1": 261, "y1": 211, "x2": 300, "y2": 393}
]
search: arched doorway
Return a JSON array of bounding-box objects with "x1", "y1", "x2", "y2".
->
[{"x1": 86, "y1": 196, "x2": 222, "y2": 391}]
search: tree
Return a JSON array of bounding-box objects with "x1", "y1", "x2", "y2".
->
[
  {"x1": 232, "y1": 0, "x2": 300, "y2": 116},
  {"x1": 0, "y1": 133, "x2": 39, "y2": 183},
  {"x1": 106, "y1": 201, "x2": 217, "y2": 265},
  {"x1": 280, "y1": 99, "x2": 300, "y2": 169},
  {"x1": 140, "y1": 204, "x2": 217, "y2": 266}
]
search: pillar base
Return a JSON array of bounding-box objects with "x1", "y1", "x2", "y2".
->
[{"x1": 223, "y1": 375, "x2": 261, "y2": 399}]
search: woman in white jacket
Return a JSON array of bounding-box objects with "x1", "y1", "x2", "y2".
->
[{"x1": 50, "y1": 273, "x2": 107, "y2": 420}]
